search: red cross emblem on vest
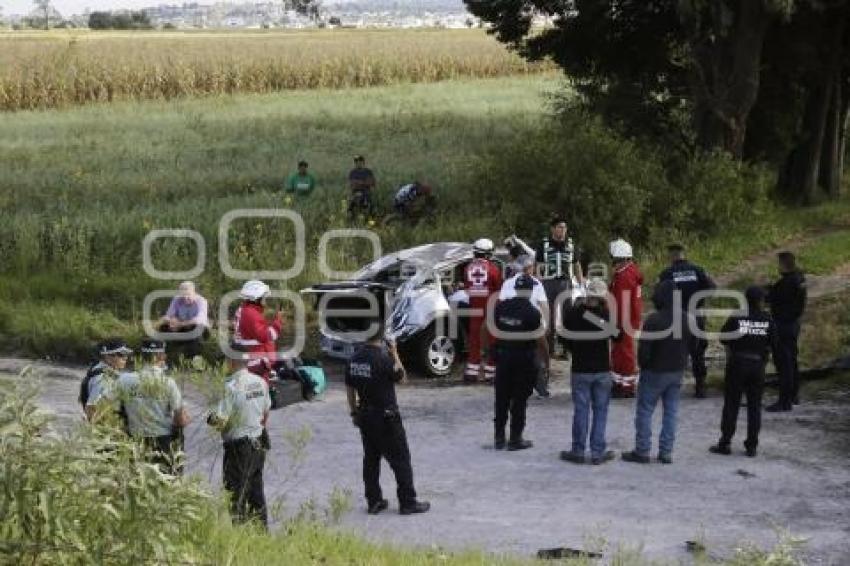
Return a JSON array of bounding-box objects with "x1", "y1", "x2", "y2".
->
[{"x1": 469, "y1": 264, "x2": 488, "y2": 288}]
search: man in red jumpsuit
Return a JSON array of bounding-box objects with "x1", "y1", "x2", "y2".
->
[
  {"x1": 233, "y1": 279, "x2": 282, "y2": 382},
  {"x1": 463, "y1": 238, "x2": 503, "y2": 383},
  {"x1": 609, "y1": 239, "x2": 643, "y2": 398}
]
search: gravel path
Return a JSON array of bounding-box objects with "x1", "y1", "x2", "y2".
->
[{"x1": 4, "y1": 357, "x2": 849, "y2": 564}]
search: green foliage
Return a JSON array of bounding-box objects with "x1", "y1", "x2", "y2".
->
[
  {"x1": 467, "y1": 111, "x2": 774, "y2": 260},
  {"x1": 0, "y1": 372, "x2": 211, "y2": 564}
]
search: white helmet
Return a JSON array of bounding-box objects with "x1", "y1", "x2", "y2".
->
[
  {"x1": 240, "y1": 280, "x2": 270, "y2": 301},
  {"x1": 609, "y1": 238, "x2": 633, "y2": 259},
  {"x1": 473, "y1": 238, "x2": 494, "y2": 255}
]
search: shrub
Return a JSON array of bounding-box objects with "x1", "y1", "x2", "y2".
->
[{"x1": 467, "y1": 112, "x2": 774, "y2": 259}]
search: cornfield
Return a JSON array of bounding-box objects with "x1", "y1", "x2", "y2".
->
[{"x1": 0, "y1": 29, "x2": 550, "y2": 111}]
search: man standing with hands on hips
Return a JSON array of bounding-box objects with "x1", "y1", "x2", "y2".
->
[{"x1": 346, "y1": 318, "x2": 430, "y2": 516}]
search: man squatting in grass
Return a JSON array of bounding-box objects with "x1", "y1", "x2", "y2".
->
[
  {"x1": 345, "y1": 317, "x2": 430, "y2": 516},
  {"x1": 286, "y1": 160, "x2": 316, "y2": 197}
]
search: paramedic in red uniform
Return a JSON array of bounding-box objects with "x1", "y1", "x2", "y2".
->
[
  {"x1": 609, "y1": 239, "x2": 643, "y2": 398},
  {"x1": 233, "y1": 279, "x2": 282, "y2": 381},
  {"x1": 463, "y1": 238, "x2": 503, "y2": 383}
]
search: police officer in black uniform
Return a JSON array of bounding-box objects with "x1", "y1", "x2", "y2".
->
[
  {"x1": 493, "y1": 274, "x2": 547, "y2": 451},
  {"x1": 658, "y1": 244, "x2": 717, "y2": 398},
  {"x1": 345, "y1": 321, "x2": 430, "y2": 516},
  {"x1": 710, "y1": 286, "x2": 776, "y2": 457},
  {"x1": 765, "y1": 251, "x2": 807, "y2": 412},
  {"x1": 535, "y1": 216, "x2": 583, "y2": 358}
]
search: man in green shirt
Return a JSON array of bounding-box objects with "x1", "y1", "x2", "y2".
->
[{"x1": 285, "y1": 160, "x2": 316, "y2": 196}]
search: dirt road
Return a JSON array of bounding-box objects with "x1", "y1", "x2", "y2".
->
[{"x1": 5, "y1": 357, "x2": 849, "y2": 564}]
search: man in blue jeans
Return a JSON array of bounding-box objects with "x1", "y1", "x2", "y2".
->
[
  {"x1": 623, "y1": 279, "x2": 694, "y2": 464},
  {"x1": 559, "y1": 279, "x2": 620, "y2": 465}
]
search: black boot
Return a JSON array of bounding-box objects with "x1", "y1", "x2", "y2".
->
[
  {"x1": 494, "y1": 430, "x2": 506, "y2": 450},
  {"x1": 694, "y1": 378, "x2": 707, "y2": 399},
  {"x1": 507, "y1": 438, "x2": 533, "y2": 451},
  {"x1": 368, "y1": 499, "x2": 389, "y2": 515},
  {"x1": 399, "y1": 501, "x2": 431, "y2": 515},
  {"x1": 709, "y1": 444, "x2": 731, "y2": 456}
]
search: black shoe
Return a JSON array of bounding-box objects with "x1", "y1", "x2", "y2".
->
[
  {"x1": 745, "y1": 446, "x2": 758, "y2": 458},
  {"x1": 591, "y1": 451, "x2": 616, "y2": 465},
  {"x1": 694, "y1": 387, "x2": 707, "y2": 399},
  {"x1": 399, "y1": 501, "x2": 430, "y2": 515},
  {"x1": 507, "y1": 439, "x2": 533, "y2": 451},
  {"x1": 657, "y1": 453, "x2": 673, "y2": 465},
  {"x1": 709, "y1": 444, "x2": 731, "y2": 456},
  {"x1": 367, "y1": 499, "x2": 389, "y2": 515},
  {"x1": 621, "y1": 451, "x2": 650, "y2": 464},
  {"x1": 792, "y1": 396, "x2": 800, "y2": 406},
  {"x1": 536, "y1": 390, "x2": 551, "y2": 399},
  {"x1": 765, "y1": 402, "x2": 792, "y2": 413},
  {"x1": 559, "y1": 451, "x2": 585, "y2": 464},
  {"x1": 494, "y1": 436, "x2": 506, "y2": 450}
]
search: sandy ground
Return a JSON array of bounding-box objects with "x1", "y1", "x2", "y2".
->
[{"x1": 4, "y1": 357, "x2": 849, "y2": 565}]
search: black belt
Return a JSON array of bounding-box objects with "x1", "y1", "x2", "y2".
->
[
  {"x1": 731, "y1": 352, "x2": 765, "y2": 362},
  {"x1": 361, "y1": 406, "x2": 400, "y2": 418},
  {"x1": 223, "y1": 435, "x2": 263, "y2": 448}
]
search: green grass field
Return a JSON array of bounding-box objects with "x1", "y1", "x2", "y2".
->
[
  {"x1": 2, "y1": 68, "x2": 849, "y2": 359},
  {"x1": 0, "y1": 75, "x2": 555, "y2": 358}
]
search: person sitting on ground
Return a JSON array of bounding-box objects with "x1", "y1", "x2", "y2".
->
[
  {"x1": 114, "y1": 339, "x2": 190, "y2": 475},
  {"x1": 159, "y1": 281, "x2": 210, "y2": 360},
  {"x1": 348, "y1": 155, "x2": 376, "y2": 216},
  {"x1": 285, "y1": 160, "x2": 316, "y2": 197},
  {"x1": 560, "y1": 279, "x2": 621, "y2": 465}
]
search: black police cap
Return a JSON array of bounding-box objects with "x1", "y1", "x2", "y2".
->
[
  {"x1": 515, "y1": 274, "x2": 535, "y2": 291},
  {"x1": 99, "y1": 338, "x2": 132, "y2": 356},
  {"x1": 745, "y1": 285, "x2": 765, "y2": 304},
  {"x1": 141, "y1": 339, "x2": 166, "y2": 354}
]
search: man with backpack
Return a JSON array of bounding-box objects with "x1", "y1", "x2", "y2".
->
[{"x1": 79, "y1": 338, "x2": 132, "y2": 423}]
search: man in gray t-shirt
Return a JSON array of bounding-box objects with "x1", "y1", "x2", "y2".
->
[{"x1": 115, "y1": 339, "x2": 189, "y2": 474}]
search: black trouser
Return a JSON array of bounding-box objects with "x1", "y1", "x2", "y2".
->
[
  {"x1": 690, "y1": 316, "x2": 708, "y2": 385},
  {"x1": 359, "y1": 408, "x2": 416, "y2": 507},
  {"x1": 142, "y1": 434, "x2": 183, "y2": 476},
  {"x1": 223, "y1": 437, "x2": 267, "y2": 528},
  {"x1": 719, "y1": 356, "x2": 765, "y2": 449},
  {"x1": 773, "y1": 320, "x2": 801, "y2": 408},
  {"x1": 158, "y1": 323, "x2": 209, "y2": 359},
  {"x1": 494, "y1": 348, "x2": 537, "y2": 441},
  {"x1": 541, "y1": 278, "x2": 569, "y2": 351}
]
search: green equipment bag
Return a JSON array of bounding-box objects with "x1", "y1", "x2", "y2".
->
[{"x1": 297, "y1": 365, "x2": 327, "y2": 396}]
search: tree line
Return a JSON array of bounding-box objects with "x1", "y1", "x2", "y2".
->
[{"x1": 465, "y1": 0, "x2": 849, "y2": 205}]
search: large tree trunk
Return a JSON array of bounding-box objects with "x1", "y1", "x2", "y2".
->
[
  {"x1": 688, "y1": 1, "x2": 772, "y2": 158},
  {"x1": 778, "y1": 13, "x2": 846, "y2": 204},
  {"x1": 819, "y1": 76, "x2": 845, "y2": 198}
]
